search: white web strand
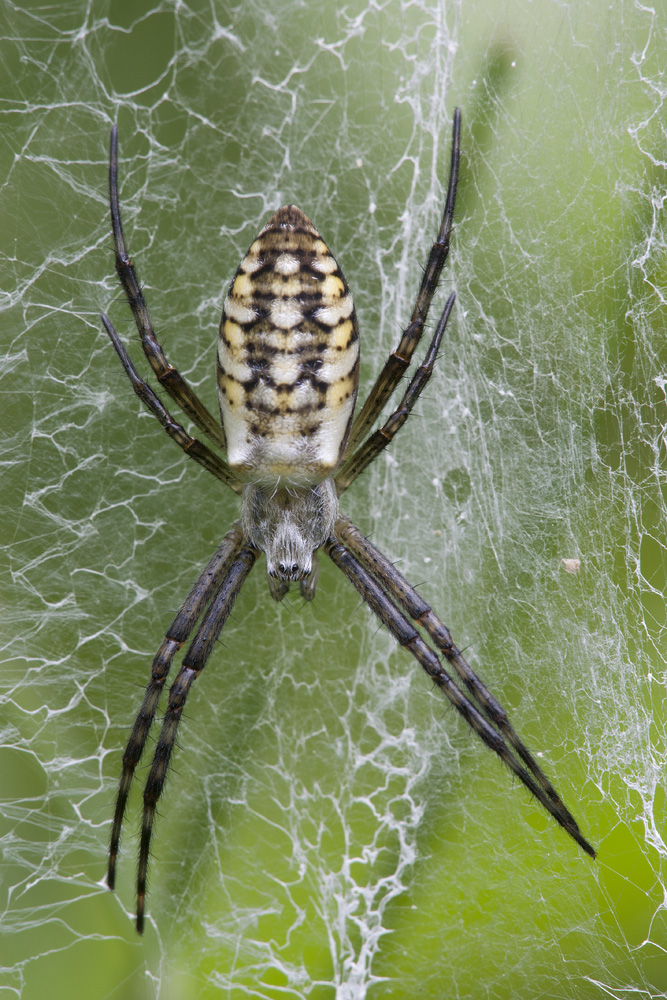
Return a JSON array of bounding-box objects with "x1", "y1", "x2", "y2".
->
[{"x1": 1, "y1": 1, "x2": 666, "y2": 998}]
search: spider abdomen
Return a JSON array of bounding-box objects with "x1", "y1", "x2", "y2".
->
[{"x1": 218, "y1": 205, "x2": 359, "y2": 486}]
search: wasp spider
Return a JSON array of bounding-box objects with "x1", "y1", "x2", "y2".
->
[{"x1": 101, "y1": 110, "x2": 594, "y2": 933}]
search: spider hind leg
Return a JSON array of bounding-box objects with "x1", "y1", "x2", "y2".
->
[{"x1": 107, "y1": 124, "x2": 226, "y2": 451}]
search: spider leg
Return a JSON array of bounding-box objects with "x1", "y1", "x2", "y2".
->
[
  {"x1": 333, "y1": 515, "x2": 595, "y2": 855},
  {"x1": 135, "y1": 542, "x2": 257, "y2": 934},
  {"x1": 100, "y1": 313, "x2": 241, "y2": 493},
  {"x1": 107, "y1": 523, "x2": 244, "y2": 891},
  {"x1": 108, "y1": 125, "x2": 226, "y2": 451},
  {"x1": 335, "y1": 291, "x2": 455, "y2": 493},
  {"x1": 343, "y1": 108, "x2": 460, "y2": 459},
  {"x1": 324, "y1": 531, "x2": 595, "y2": 859}
]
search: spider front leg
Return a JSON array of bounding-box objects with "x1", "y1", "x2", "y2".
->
[
  {"x1": 135, "y1": 543, "x2": 257, "y2": 934},
  {"x1": 333, "y1": 515, "x2": 595, "y2": 856},
  {"x1": 107, "y1": 524, "x2": 245, "y2": 891},
  {"x1": 325, "y1": 531, "x2": 595, "y2": 859}
]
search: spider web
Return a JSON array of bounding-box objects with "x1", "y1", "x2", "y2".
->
[{"x1": 1, "y1": 1, "x2": 666, "y2": 997}]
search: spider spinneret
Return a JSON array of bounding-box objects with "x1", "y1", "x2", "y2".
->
[{"x1": 100, "y1": 109, "x2": 594, "y2": 934}]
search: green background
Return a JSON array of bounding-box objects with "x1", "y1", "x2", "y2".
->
[{"x1": 1, "y1": 1, "x2": 665, "y2": 997}]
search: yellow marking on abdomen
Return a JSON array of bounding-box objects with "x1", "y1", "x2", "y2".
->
[{"x1": 217, "y1": 205, "x2": 360, "y2": 485}]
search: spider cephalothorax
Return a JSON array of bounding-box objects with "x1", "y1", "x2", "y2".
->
[
  {"x1": 241, "y1": 480, "x2": 337, "y2": 598},
  {"x1": 101, "y1": 109, "x2": 594, "y2": 933}
]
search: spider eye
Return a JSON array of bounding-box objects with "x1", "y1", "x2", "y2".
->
[{"x1": 278, "y1": 561, "x2": 300, "y2": 578}]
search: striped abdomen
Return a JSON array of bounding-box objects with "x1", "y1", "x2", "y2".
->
[{"x1": 218, "y1": 205, "x2": 359, "y2": 485}]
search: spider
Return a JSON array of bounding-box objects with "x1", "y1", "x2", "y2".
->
[{"x1": 101, "y1": 109, "x2": 594, "y2": 933}]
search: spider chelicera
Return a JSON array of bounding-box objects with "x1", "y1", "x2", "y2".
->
[{"x1": 101, "y1": 109, "x2": 594, "y2": 933}]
